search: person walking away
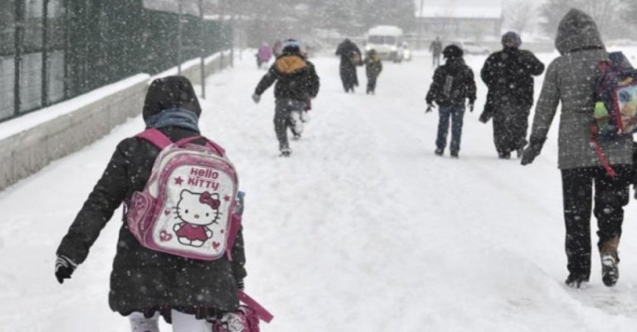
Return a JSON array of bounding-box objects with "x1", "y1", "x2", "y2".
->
[
  {"x1": 425, "y1": 45, "x2": 476, "y2": 158},
  {"x1": 521, "y1": 8, "x2": 633, "y2": 288},
  {"x1": 481, "y1": 31, "x2": 545, "y2": 159},
  {"x1": 252, "y1": 39, "x2": 320, "y2": 157},
  {"x1": 365, "y1": 49, "x2": 383, "y2": 95},
  {"x1": 335, "y1": 39, "x2": 362, "y2": 93},
  {"x1": 54, "y1": 76, "x2": 247, "y2": 332},
  {"x1": 256, "y1": 42, "x2": 273, "y2": 69},
  {"x1": 429, "y1": 37, "x2": 443, "y2": 67}
]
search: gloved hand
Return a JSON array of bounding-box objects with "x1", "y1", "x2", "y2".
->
[
  {"x1": 55, "y1": 255, "x2": 77, "y2": 284},
  {"x1": 236, "y1": 279, "x2": 245, "y2": 290},
  {"x1": 520, "y1": 137, "x2": 547, "y2": 166},
  {"x1": 425, "y1": 104, "x2": 434, "y2": 113},
  {"x1": 252, "y1": 94, "x2": 261, "y2": 104},
  {"x1": 468, "y1": 103, "x2": 474, "y2": 112}
]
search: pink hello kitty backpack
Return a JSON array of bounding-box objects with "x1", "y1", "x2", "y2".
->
[{"x1": 126, "y1": 129, "x2": 241, "y2": 261}]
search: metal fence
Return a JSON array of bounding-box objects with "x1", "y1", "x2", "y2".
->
[{"x1": 0, "y1": 0, "x2": 231, "y2": 123}]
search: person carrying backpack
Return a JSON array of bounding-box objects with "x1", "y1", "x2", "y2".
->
[
  {"x1": 480, "y1": 31, "x2": 545, "y2": 159},
  {"x1": 521, "y1": 8, "x2": 633, "y2": 288},
  {"x1": 54, "y1": 76, "x2": 248, "y2": 332},
  {"x1": 365, "y1": 49, "x2": 383, "y2": 95},
  {"x1": 252, "y1": 39, "x2": 320, "y2": 157},
  {"x1": 425, "y1": 44, "x2": 477, "y2": 158}
]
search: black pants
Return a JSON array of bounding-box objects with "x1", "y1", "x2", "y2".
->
[
  {"x1": 432, "y1": 54, "x2": 440, "y2": 67},
  {"x1": 492, "y1": 104, "x2": 530, "y2": 154},
  {"x1": 561, "y1": 166, "x2": 630, "y2": 279},
  {"x1": 366, "y1": 76, "x2": 377, "y2": 93},
  {"x1": 274, "y1": 99, "x2": 306, "y2": 150},
  {"x1": 340, "y1": 64, "x2": 358, "y2": 92}
]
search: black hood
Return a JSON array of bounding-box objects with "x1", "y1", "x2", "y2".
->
[
  {"x1": 555, "y1": 8, "x2": 604, "y2": 55},
  {"x1": 143, "y1": 76, "x2": 202, "y2": 121}
]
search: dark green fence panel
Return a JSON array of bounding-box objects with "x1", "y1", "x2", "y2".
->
[{"x1": 0, "y1": 0, "x2": 231, "y2": 123}]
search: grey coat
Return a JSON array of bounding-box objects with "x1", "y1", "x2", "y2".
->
[{"x1": 529, "y1": 8, "x2": 633, "y2": 170}]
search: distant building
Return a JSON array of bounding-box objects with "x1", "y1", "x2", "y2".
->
[{"x1": 416, "y1": 6, "x2": 503, "y2": 42}]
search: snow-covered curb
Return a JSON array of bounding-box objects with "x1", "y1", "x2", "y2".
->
[{"x1": 0, "y1": 51, "x2": 232, "y2": 191}]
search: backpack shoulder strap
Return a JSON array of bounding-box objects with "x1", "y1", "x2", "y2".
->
[{"x1": 136, "y1": 128, "x2": 172, "y2": 149}]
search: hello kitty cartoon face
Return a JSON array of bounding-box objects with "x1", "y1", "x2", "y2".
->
[{"x1": 175, "y1": 190, "x2": 221, "y2": 226}]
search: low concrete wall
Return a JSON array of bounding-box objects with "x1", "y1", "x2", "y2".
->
[{"x1": 0, "y1": 51, "x2": 231, "y2": 191}]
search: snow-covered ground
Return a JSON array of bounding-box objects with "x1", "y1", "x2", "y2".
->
[{"x1": 2, "y1": 50, "x2": 637, "y2": 332}]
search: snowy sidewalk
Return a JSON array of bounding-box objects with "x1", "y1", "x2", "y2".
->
[{"x1": 1, "y1": 52, "x2": 637, "y2": 331}]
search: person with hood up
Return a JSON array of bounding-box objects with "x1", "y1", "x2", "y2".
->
[
  {"x1": 480, "y1": 31, "x2": 545, "y2": 159},
  {"x1": 335, "y1": 39, "x2": 362, "y2": 93},
  {"x1": 252, "y1": 39, "x2": 320, "y2": 157},
  {"x1": 54, "y1": 76, "x2": 247, "y2": 331},
  {"x1": 365, "y1": 49, "x2": 383, "y2": 95},
  {"x1": 425, "y1": 44, "x2": 477, "y2": 158},
  {"x1": 521, "y1": 9, "x2": 633, "y2": 288}
]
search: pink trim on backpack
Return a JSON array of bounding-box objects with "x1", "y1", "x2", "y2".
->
[
  {"x1": 238, "y1": 290, "x2": 274, "y2": 323},
  {"x1": 136, "y1": 128, "x2": 174, "y2": 149},
  {"x1": 127, "y1": 129, "x2": 241, "y2": 261},
  {"x1": 589, "y1": 124, "x2": 617, "y2": 177}
]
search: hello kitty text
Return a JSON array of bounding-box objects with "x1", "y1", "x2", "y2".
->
[{"x1": 188, "y1": 167, "x2": 220, "y2": 190}]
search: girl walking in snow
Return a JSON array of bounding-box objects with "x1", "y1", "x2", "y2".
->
[
  {"x1": 54, "y1": 76, "x2": 247, "y2": 332},
  {"x1": 521, "y1": 9, "x2": 632, "y2": 288}
]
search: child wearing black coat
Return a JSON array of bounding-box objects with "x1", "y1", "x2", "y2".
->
[
  {"x1": 54, "y1": 76, "x2": 246, "y2": 332},
  {"x1": 425, "y1": 45, "x2": 477, "y2": 158},
  {"x1": 365, "y1": 49, "x2": 383, "y2": 95}
]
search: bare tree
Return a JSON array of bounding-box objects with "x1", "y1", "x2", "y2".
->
[
  {"x1": 539, "y1": 0, "x2": 627, "y2": 39},
  {"x1": 503, "y1": 0, "x2": 536, "y2": 35}
]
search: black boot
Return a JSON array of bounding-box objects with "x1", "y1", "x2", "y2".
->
[{"x1": 565, "y1": 273, "x2": 589, "y2": 288}]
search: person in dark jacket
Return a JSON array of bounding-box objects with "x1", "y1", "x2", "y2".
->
[
  {"x1": 429, "y1": 36, "x2": 443, "y2": 67},
  {"x1": 521, "y1": 9, "x2": 633, "y2": 288},
  {"x1": 54, "y1": 76, "x2": 247, "y2": 331},
  {"x1": 426, "y1": 45, "x2": 477, "y2": 158},
  {"x1": 365, "y1": 49, "x2": 383, "y2": 95},
  {"x1": 481, "y1": 31, "x2": 545, "y2": 159},
  {"x1": 335, "y1": 39, "x2": 362, "y2": 93},
  {"x1": 252, "y1": 39, "x2": 320, "y2": 157}
]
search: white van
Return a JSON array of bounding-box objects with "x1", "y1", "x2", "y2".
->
[{"x1": 365, "y1": 25, "x2": 404, "y2": 62}]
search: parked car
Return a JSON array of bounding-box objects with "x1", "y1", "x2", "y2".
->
[
  {"x1": 365, "y1": 25, "x2": 404, "y2": 63},
  {"x1": 451, "y1": 41, "x2": 491, "y2": 55}
]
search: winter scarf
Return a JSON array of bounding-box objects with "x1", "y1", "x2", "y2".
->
[{"x1": 144, "y1": 108, "x2": 200, "y2": 133}]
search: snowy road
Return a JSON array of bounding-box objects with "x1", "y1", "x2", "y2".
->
[{"x1": 2, "y1": 51, "x2": 637, "y2": 331}]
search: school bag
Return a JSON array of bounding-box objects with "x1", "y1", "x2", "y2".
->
[
  {"x1": 591, "y1": 52, "x2": 637, "y2": 177},
  {"x1": 125, "y1": 128, "x2": 241, "y2": 261},
  {"x1": 213, "y1": 291, "x2": 274, "y2": 332}
]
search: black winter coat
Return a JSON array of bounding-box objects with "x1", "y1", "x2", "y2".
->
[
  {"x1": 254, "y1": 52, "x2": 320, "y2": 101},
  {"x1": 426, "y1": 58, "x2": 477, "y2": 107},
  {"x1": 365, "y1": 55, "x2": 383, "y2": 79},
  {"x1": 56, "y1": 126, "x2": 247, "y2": 316},
  {"x1": 481, "y1": 48, "x2": 545, "y2": 108},
  {"x1": 336, "y1": 40, "x2": 362, "y2": 88}
]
